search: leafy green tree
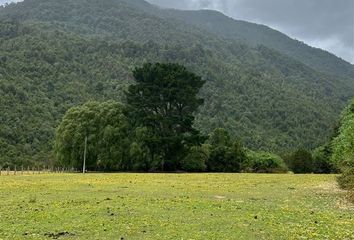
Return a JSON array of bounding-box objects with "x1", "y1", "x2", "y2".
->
[
  {"x1": 125, "y1": 63, "x2": 205, "y2": 171},
  {"x1": 181, "y1": 145, "x2": 209, "y2": 172},
  {"x1": 332, "y1": 99, "x2": 354, "y2": 190},
  {"x1": 55, "y1": 101, "x2": 129, "y2": 170},
  {"x1": 128, "y1": 127, "x2": 155, "y2": 171},
  {"x1": 207, "y1": 128, "x2": 247, "y2": 172},
  {"x1": 312, "y1": 144, "x2": 337, "y2": 174}
]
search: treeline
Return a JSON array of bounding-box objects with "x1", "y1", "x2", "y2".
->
[
  {"x1": 53, "y1": 63, "x2": 339, "y2": 174},
  {"x1": 54, "y1": 63, "x2": 288, "y2": 173},
  {"x1": 54, "y1": 102, "x2": 338, "y2": 174},
  {"x1": 55, "y1": 100, "x2": 289, "y2": 173}
]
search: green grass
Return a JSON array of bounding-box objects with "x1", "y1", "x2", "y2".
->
[{"x1": 0, "y1": 173, "x2": 353, "y2": 239}]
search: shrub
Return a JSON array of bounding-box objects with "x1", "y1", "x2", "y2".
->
[
  {"x1": 206, "y1": 128, "x2": 247, "y2": 172},
  {"x1": 312, "y1": 145, "x2": 337, "y2": 173},
  {"x1": 244, "y1": 151, "x2": 288, "y2": 173},
  {"x1": 181, "y1": 146, "x2": 209, "y2": 172},
  {"x1": 285, "y1": 149, "x2": 314, "y2": 173},
  {"x1": 337, "y1": 161, "x2": 354, "y2": 190}
]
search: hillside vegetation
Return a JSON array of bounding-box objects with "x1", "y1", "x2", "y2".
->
[
  {"x1": 0, "y1": 0, "x2": 353, "y2": 166},
  {"x1": 165, "y1": 9, "x2": 354, "y2": 81}
]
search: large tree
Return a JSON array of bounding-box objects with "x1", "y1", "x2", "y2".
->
[
  {"x1": 125, "y1": 63, "x2": 205, "y2": 171},
  {"x1": 55, "y1": 101, "x2": 130, "y2": 170}
]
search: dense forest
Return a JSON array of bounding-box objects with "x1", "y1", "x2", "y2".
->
[{"x1": 0, "y1": 0, "x2": 353, "y2": 167}]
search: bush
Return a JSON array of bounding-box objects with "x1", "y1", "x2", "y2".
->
[
  {"x1": 207, "y1": 141, "x2": 247, "y2": 172},
  {"x1": 244, "y1": 151, "x2": 288, "y2": 173},
  {"x1": 285, "y1": 149, "x2": 314, "y2": 173},
  {"x1": 337, "y1": 162, "x2": 354, "y2": 190},
  {"x1": 181, "y1": 146, "x2": 209, "y2": 172},
  {"x1": 205, "y1": 128, "x2": 247, "y2": 172}
]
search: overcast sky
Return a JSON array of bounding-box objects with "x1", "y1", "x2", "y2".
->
[
  {"x1": 1, "y1": 0, "x2": 353, "y2": 63},
  {"x1": 148, "y1": 0, "x2": 354, "y2": 64}
]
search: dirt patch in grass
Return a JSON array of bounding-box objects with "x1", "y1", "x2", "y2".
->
[
  {"x1": 214, "y1": 195, "x2": 226, "y2": 200},
  {"x1": 316, "y1": 181, "x2": 354, "y2": 210},
  {"x1": 316, "y1": 181, "x2": 345, "y2": 193}
]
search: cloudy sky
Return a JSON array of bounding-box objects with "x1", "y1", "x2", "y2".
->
[
  {"x1": 1, "y1": 0, "x2": 353, "y2": 63},
  {"x1": 148, "y1": 0, "x2": 354, "y2": 64}
]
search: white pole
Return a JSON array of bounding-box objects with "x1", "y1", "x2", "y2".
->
[{"x1": 83, "y1": 136, "x2": 87, "y2": 174}]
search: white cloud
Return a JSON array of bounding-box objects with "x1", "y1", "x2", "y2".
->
[
  {"x1": 306, "y1": 36, "x2": 354, "y2": 63},
  {"x1": 0, "y1": 0, "x2": 22, "y2": 5}
]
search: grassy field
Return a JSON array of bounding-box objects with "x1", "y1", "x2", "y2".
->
[{"x1": 0, "y1": 173, "x2": 353, "y2": 239}]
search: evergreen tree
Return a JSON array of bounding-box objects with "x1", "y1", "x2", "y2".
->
[{"x1": 125, "y1": 63, "x2": 205, "y2": 171}]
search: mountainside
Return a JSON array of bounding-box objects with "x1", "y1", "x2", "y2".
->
[
  {"x1": 0, "y1": 0, "x2": 353, "y2": 166},
  {"x1": 164, "y1": 9, "x2": 354, "y2": 81}
]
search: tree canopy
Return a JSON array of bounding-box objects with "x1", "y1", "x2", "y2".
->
[
  {"x1": 331, "y1": 99, "x2": 354, "y2": 190},
  {"x1": 55, "y1": 101, "x2": 129, "y2": 171}
]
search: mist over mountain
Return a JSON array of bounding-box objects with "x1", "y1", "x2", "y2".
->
[
  {"x1": 0, "y1": 0, "x2": 353, "y2": 165},
  {"x1": 148, "y1": 0, "x2": 354, "y2": 64}
]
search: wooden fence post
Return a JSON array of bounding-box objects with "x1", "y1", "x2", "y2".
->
[{"x1": 14, "y1": 166, "x2": 16, "y2": 175}]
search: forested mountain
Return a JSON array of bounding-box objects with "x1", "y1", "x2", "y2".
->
[
  {"x1": 164, "y1": 9, "x2": 354, "y2": 81},
  {"x1": 0, "y1": 0, "x2": 353, "y2": 166}
]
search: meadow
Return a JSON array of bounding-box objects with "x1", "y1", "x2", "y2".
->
[{"x1": 0, "y1": 173, "x2": 353, "y2": 239}]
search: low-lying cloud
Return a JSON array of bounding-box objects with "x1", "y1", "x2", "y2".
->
[{"x1": 149, "y1": 0, "x2": 354, "y2": 64}]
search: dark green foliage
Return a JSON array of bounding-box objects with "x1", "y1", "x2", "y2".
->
[
  {"x1": 181, "y1": 146, "x2": 209, "y2": 172},
  {"x1": 126, "y1": 63, "x2": 205, "y2": 171},
  {"x1": 207, "y1": 128, "x2": 247, "y2": 172},
  {"x1": 0, "y1": 0, "x2": 353, "y2": 166},
  {"x1": 331, "y1": 99, "x2": 354, "y2": 165},
  {"x1": 244, "y1": 151, "x2": 288, "y2": 173},
  {"x1": 55, "y1": 101, "x2": 129, "y2": 171},
  {"x1": 128, "y1": 127, "x2": 155, "y2": 171},
  {"x1": 285, "y1": 149, "x2": 314, "y2": 174},
  {"x1": 312, "y1": 145, "x2": 337, "y2": 174}
]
